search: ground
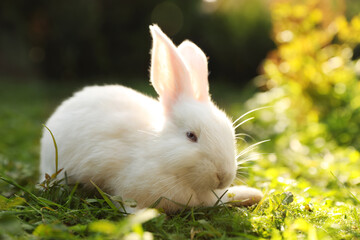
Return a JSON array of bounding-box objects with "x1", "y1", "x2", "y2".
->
[{"x1": 0, "y1": 80, "x2": 359, "y2": 239}]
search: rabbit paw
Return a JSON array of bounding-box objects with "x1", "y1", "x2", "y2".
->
[{"x1": 221, "y1": 186, "x2": 263, "y2": 206}]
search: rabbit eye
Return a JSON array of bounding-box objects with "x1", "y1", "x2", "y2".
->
[{"x1": 186, "y1": 131, "x2": 198, "y2": 142}]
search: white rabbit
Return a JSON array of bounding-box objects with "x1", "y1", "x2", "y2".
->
[{"x1": 40, "y1": 25, "x2": 263, "y2": 213}]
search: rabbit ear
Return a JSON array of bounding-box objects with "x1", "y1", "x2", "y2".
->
[
  {"x1": 150, "y1": 25, "x2": 193, "y2": 113},
  {"x1": 178, "y1": 40, "x2": 209, "y2": 102}
]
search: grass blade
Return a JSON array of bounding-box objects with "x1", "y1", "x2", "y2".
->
[
  {"x1": 330, "y1": 171, "x2": 360, "y2": 204},
  {"x1": 64, "y1": 183, "x2": 79, "y2": 208},
  {"x1": 0, "y1": 176, "x2": 50, "y2": 208},
  {"x1": 42, "y1": 124, "x2": 59, "y2": 174},
  {"x1": 90, "y1": 180, "x2": 119, "y2": 212}
]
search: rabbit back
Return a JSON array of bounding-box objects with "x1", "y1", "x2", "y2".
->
[{"x1": 40, "y1": 85, "x2": 161, "y2": 191}]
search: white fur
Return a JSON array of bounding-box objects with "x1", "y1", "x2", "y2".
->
[{"x1": 40, "y1": 25, "x2": 262, "y2": 213}]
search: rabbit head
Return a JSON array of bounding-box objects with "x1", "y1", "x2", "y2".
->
[{"x1": 149, "y1": 25, "x2": 237, "y2": 194}]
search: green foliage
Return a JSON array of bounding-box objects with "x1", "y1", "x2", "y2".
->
[
  {"x1": 240, "y1": 0, "x2": 360, "y2": 238},
  {"x1": 245, "y1": 0, "x2": 360, "y2": 187}
]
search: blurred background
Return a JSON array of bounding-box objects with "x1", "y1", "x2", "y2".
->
[
  {"x1": 0, "y1": 0, "x2": 275, "y2": 85},
  {"x1": 1, "y1": 0, "x2": 359, "y2": 85}
]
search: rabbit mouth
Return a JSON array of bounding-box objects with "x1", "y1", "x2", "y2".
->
[
  {"x1": 214, "y1": 174, "x2": 228, "y2": 190},
  {"x1": 178, "y1": 165, "x2": 232, "y2": 192},
  {"x1": 185, "y1": 175, "x2": 217, "y2": 192},
  {"x1": 195, "y1": 173, "x2": 226, "y2": 192},
  {"x1": 214, "y1": 173, "x2": 223, "y2": 189},
  {"x1": 214, "y1": 171, "x2": 235, "y2": 190}
]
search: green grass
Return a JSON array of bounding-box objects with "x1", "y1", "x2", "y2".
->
[{"x1": 0, "y1": 79, "x2": 359, "y2": 239}]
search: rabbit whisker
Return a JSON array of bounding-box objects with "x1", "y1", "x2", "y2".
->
[
  {"x1": 160, "y1": 173, "x2": 194, "y2": 201},
  {"x1": 232, "y1": 106, "x2": 271, "y2": 126},
  {"x1": 237, "y1": 158, "x2": 258, "y2": 166},
  {"x1": 137, "y1": 130, "x2": 159, "y2": 137},
  {"x1": 235, "y1": 133, "x2": 256, "y2": 141},
  {"x1": 237, "y1": 166, "x2": 251, "y2": 170},
  {"x1": 234, "y1": 176, "x2": 246, "y2": 184},
  {"x1": 237, "y1": 171, "x2": 249, "y2": 175},
  {"x1": 237, "y1": 153, "x2": 265, "y2": 164},
  {"x1": 236, "y1": 139, "x2": 270, "y2": 159},
  {"x1": 234, "y1": 117, "x2": 254, "y2": 130},
  {"x1": 235, "y1": 137, "x2": 246, "y2": 143},
  {"x1": 238, "y1": 156, "x2": 258, "y2": 163},
  {"x1": 155, "y1": 174, "x2": 186, "y2": 191},
  {"x1": 157, "y1": 172, "x2": 193, "y2": 197}
]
